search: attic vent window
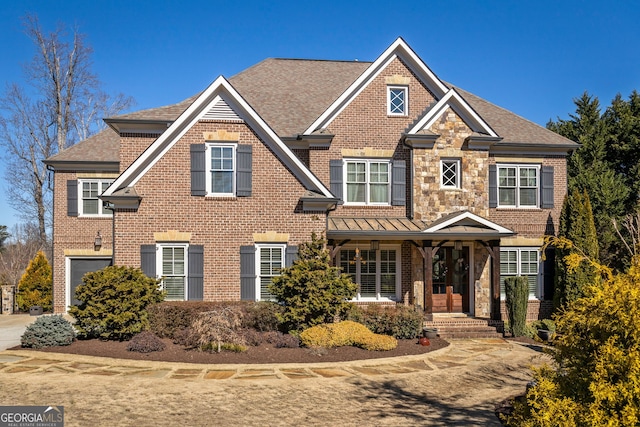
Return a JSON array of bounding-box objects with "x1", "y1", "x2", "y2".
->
[{"x1": 388, "y1": 86, "x2": 407, "y2": 116}]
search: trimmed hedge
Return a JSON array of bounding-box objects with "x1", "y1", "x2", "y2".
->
[
  {"x1": 21, "y1": 315, "x2": 75, "y2": 348},
  {"x1": 346, "y1": 304, "x2": 423, "y2": 339},
  {"x1": 300, "y1": 320, "x2": 397, "y2": 351}
]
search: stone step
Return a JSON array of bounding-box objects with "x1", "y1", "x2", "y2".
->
[{"x1": 423, "y1": 317, "x2": 504, "y2": 339}]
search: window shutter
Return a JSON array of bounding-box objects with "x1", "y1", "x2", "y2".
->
[
  {"x1": 489, "y1": 165, "x2": 497, "y2": 208},
  {"x1": 541, "y1": 166, "x2": 554, "y2": 209},
  {"x1": 236, "y1": 145, "x2": 252, "y2": 197},
  {"x1": 190, "y1": 144, "x2": 206, "y2": 196},
  {"x1": 285, "y1": 245, "x2": 298, "y2": 267},
  {"x1": 187, "y1": 245, "x2": 204, "y2": 301},
  {"x1": 140, "y1": 245, "x2": 156, "y2": 278},
  {"x1": 67, "y1": 180, "x2": 78, "y2": 217},
  {"x1": 329, "y1": 159, "x2": 343, "y2": 201},
  {"x1": 240, "y1": 245, "x2": 256, "y2": 300},
  {"x1": 391, "y1": 160, "x2": 406, "y2": 206}
]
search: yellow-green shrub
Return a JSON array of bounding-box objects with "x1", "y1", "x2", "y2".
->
[
  {"x1": 16, "y1": 251, "x2": 52, "y2": 312},
  {"x1": 299, "y1": 320, "x2": 397, "y2": 351},
  {"x1": 504, "y1": 253, "x2": 640, "y2": 426}
]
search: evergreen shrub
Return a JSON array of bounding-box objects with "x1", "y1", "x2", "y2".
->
[
  {"x1": 505, "y1": 276, "x2": 529, "y2": 337},
  {"x1": 269, "y1": 233, "x2": 357, "y2": 333},
  {"x1": 68, "y1": 265, "x2": 164, "y2": 340},
  {"x1": 346, "y1": 304, "x2": 423, "y2": 339},
  {"x1": 16, "y1": 251, "x2": 52, "y2": 312},
  {"x1": 299, "y1": 320, "x2": 397, "y2": 351},
  {"x1": 21, "y1": 315, "x2": 75, "y2": 348}
]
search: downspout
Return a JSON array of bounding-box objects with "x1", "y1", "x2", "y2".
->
[{"x1": 46, "y1": 164, "x2": 56, "y2": 312}]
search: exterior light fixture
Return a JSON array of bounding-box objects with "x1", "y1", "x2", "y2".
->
[{"x1": 94, "y1": 231, "x2": 102, "y2": 251}]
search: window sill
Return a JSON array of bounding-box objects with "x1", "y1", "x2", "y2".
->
[
  {"x1": 205, "y1": 196, "x2": 237, "y2": 201},
  {"x1": 494, "y1": 207, "x2": 542, "y2": 211},
  {"x1": 342, "y1": 204, "x2": 395, "y2": 209},
  {"x1": 77, "y1": 215, "x2": 113, "y2": 219}
]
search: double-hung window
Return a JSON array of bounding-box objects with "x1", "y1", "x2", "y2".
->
[
  {"x1": 256, "y1": 244, "x2": 285, "y2": 301},
  {"x1": 441, "y1": 159, "x2": 461, "y2": 189},
  {"x1": 345, "y1": 160, "x2": 390, "y2": 205},
  {"x1": 78, "y1": 179, "x2": 113, "y2": 216},
  {"x1": 339, "y1": 246, "x2": 400, "y2": 300},
  {"x1": 158, "y1": 244, "x2": 188, "y2": 300},
  {"x1": 500, "y1": 248, "x2": 541, "y2": 299},
  {"x1": 498, "y1": 165, "x2": 539, "y2": 208},
  {"x1": 388, "y1": 86, "x2": 408, "y2": 116},
  {"x1": 206, "y1": 143, "x2": 236, "y2": 196}
]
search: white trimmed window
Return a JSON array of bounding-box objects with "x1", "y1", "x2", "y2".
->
[
  {"x1": 78, "y1": 179, "x2": 113, "y2": 216},
  {"x1": 441, "y1": 159, "x2": 461, "y2": 189},
  {"x1": 500, "y1": 248, "x2": 541, "y2": 299},
  {"x1": 498, "y1": 165, "x2": 539, "y2": 208},
  {"x1": 157, "y1": 244, "x2": 188, "y2": 300},
  {"x1": 388, "y1": 86, "x2": 408, "y2": 115},
  {"x1": 206, "y1": 143, "x2": 236, "y2": 196},
  {"x1": 339, "y1": 245, "x2": 400, "y2": 301},
  {"x1": 256, "y1": 244, "x2": 285, "y2": 301},
  {"x1": 344, "y1": 160, "x2": 391, "y2": 205}
]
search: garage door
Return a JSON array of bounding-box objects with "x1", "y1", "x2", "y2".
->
[{"x1": 69, "y1": 258, "x2": 112, "y2": 307}]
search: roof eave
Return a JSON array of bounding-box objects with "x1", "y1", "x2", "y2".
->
[
  {"x1": 401, "y1": 133, "x2": 440, "y2": 149},
  {"x1": 104, "y1": 118, "x2": 172, "y2": 134},
  {"x1": 490, "y1": 142, "x2": 579, "y2": 156},
  {"x1": 43, "y1": 160, "x2": 119, "y2": 171},
  {"x1": 326, "y1": 230, "x2": 514, "y2": 240}
]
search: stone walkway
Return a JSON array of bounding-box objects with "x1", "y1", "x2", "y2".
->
[{"x1": 0, "y1": 338, "x2": 545, "y2": 382}]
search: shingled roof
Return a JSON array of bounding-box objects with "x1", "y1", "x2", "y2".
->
[
  {"x1": 44, "y1": 127, "x2": 119, "y2": 168},
  {"x1": 49, "y1": 55, "x2": 576, "y2": 164}
]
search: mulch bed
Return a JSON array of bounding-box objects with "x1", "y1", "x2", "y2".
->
[{"x1": 16, "y1": 337, "x2": 450, "y2": 364}]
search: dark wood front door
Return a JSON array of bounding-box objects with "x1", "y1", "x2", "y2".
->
[{"x1": 432, "y1": 247, "x2": 469, "y2": 313}]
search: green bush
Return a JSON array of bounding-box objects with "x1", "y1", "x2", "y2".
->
[
  {"x1": 68, "y1": 265, "x2": 164, "y2": 340},
  {"x1": 242, "y1": 301, "x2": 283, "y2": 332},
  {"x1": 16, "y1": 251, "x2": 52, "y2": 312},
  {"x1": 504, "y1": 276, "x2": 529, "y2": 337},
  {"x1": 346, "y1": 305, "x2": 423, "y2": 339},
  {"x1": 299, "y1": 320, "x2": 397, "y2": 351},
  {"x1": 21, "y1": 315, "x2": 75, "y2": 348},
  {"x1": 126, "y1": 331, "x2": 166, "y2": 353},
  {"x1": 269, "y1": 233, "x2": 357, "y2": 333}
]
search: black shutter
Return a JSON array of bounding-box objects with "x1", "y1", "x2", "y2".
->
[
  {"x1": 329, "y1": 159, "x2": 343, "y2": 201},
  {"x1": 391, "y1": 160, "x2": 406, "y2": 206},
  {"x1": 489, "y1": 165, "x2": 497, "y2": 208},
  {"x1": 190, "y1": 144, "x2": 206, "y2": 196},
  {"x1": 140, "y1": 245, "x2": 156, "y2": 278},
  {"x1": 285, "y1": 245, "x2": 298, "y2": 267},
  {"x1": 67, "y1": 180, "x2": 78, "y2": 217},
  {"x1": 541, "y1": 166, "x2": 554, "y2": 209},
  {"x1": 240, "y1": 245, "x2": 256, "y2": 300},
  {"x1": 188, "y1": 245, "x2": 204, "y2": 301},
  {"x1": 236, "y1": 145, "x2": 252, "y2": 197}
]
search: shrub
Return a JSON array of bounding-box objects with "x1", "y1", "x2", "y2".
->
[
  {"x1": 299, "y1": 320, "x2": 397, "y2": 351},
  {"x1": 126, "y1": 331, "x2": 166, "y2": 353},
  {"x1": 179, "y1": 306, "x2": 245, "y2": 352},
  {"x1": 242, "y1": 302, "x2": 282, "y2": 332},
  {"x1": 68, "y1": 265, "x2": 164, "y2": 340},
  {"x1": 148, "y1": 301, "x2": 255, "y2": 338},
  {"x1": 504, "y1": 254, "x2": 640, "y2": 426},
  {"x1": 269, "y1": 233, "x2": 357, "y2": 333},
  {"x1": 16, "y1": 251, "x2": 52, "y2": 312},
  {"x1": 21, "y1": 315, "x2": 75, "y2": 348},
  {"x1": 504, "y1": 276, "x2": 529, "y2": 337},
  {"x1": 238, "y1": 329, "x2": 300, "y2": 348},
  {"x1": 346, "y1": 305, "x2": 423, "y2": 339}
]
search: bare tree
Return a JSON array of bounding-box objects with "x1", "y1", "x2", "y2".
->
[
  {"x1": 0, "y1": 15, "x2": 134, "y2": 244},
  {"x1": 0, "y1": 223, "x2": 42, "y2": 288}
]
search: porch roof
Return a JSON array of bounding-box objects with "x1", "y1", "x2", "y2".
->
[{"x1": 326, "y1": 213, "x2": 514, "y2": 241}]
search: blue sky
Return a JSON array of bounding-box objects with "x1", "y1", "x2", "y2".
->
[{"x1": 0, "y1": 0, "x2": 639, "y2": 230}]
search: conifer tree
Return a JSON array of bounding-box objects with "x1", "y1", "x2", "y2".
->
[
  {"x1": 16, "y1": 250, "x2": 52, "y2": 311},
  {"x1": 554, "y1": 190, "x2": 599, "y2": 308},
  {"x1": 269, "y1": 233, "x2": 357, "y2": 333}
]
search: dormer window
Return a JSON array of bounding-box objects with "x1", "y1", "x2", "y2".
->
[{"x1": 388, "y1": 86, "x2": 408, "y2": 116}]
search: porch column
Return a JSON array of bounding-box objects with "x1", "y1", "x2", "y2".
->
[
  {"x1": 424, "y1": 240, "x2": 433, "y2": 314},
  {"x1": 489, "y1": 240, "x2": 501, "y2": 321}
]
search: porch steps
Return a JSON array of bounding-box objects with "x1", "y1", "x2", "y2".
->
[{"x1": 423, "y1": 316, "x2": 504, "y2": 339}]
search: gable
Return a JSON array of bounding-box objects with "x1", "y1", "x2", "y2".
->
[{"x1": 103, "y1": 76, "x2": 333, "y2": 200}]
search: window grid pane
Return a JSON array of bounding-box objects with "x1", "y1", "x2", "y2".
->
[
  {"x1": 498, "y1": 166, "x2": 539, "y2": 207},
  {"x1": 210, "y1": 146, "x2": 234, "y2": 194},
  {"x1": 161, "y1": 247, "x2": 186, "y2": 301},
  {"x1": 259, "y1": 247, "x2": 283, "y2": 301},
  {"x1": 389, "y1": 88, "x2": 406, "y2": 114},
  {"x1": 380, "y1": 250, "x2": 396, "y2": 297},
  {"x1": 442, "y1": 160, "x2": 459, "y2": 187}
]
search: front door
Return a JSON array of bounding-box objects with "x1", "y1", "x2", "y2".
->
[{"x1": 432, "y1": 247, "x2": 469, "y2": 313}]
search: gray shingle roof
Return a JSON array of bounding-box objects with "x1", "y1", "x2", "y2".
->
[
  {"x1": 44, "y1": 127, "x2": 120, "y2": 165},
  {"x1": 50, "y1": 56, "x2": 576, "y2": 164}
]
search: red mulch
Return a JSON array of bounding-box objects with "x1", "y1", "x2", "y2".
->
[{"x1": 17, "y1": 337, "x2": 449, "y2": 364}]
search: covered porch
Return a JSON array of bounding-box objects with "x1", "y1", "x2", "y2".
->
[{"x1": 326, "y1": 211, "x2": 514, "y2": 321}]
